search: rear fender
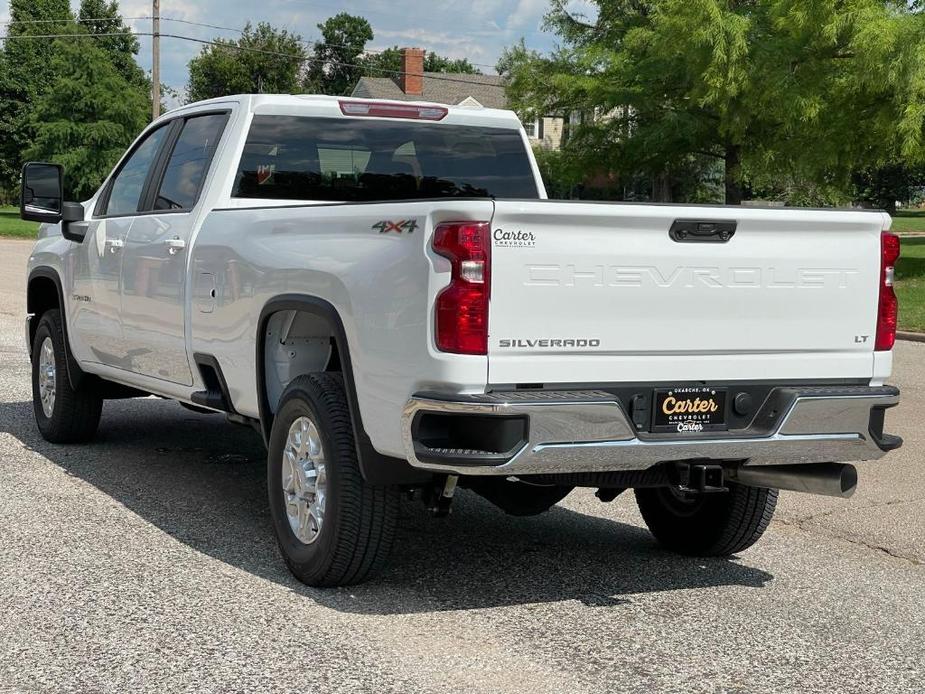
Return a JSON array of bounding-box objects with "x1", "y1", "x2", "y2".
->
[{"x1": 257, "y1": 294, "x2": 431, "y2": 486}]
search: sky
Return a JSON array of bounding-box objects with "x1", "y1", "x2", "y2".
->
[{"x1": 0, "y1": 0, "x2": 597, "y2": 103}]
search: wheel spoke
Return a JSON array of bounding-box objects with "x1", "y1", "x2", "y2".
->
[
  {"x1": 306, "y1": 420, "x2": 322, "y2": 460},
  {"x1": 299, "y1": 499, "x2": 316, "y2": 541},
  {"x1": 299, "y1": 418, "x2": 310, "y2": 457},
  {"x1": 307, "y1": 501, "x2": 321, "y2": 537},
  {"x1": 285, "y1": 495, "x2": 301, "y2": 529},
  {"x1": 282, "y1": 452, "x2": 298, "y2": 493}
]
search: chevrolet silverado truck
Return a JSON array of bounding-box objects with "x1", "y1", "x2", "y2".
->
[{"x1": 21, "y1": 94, "x2": 902, "y2": 586}]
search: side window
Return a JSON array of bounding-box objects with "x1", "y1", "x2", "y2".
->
[
  {"x1": 102, "y1": 125, "x2": 170, "y2": 217},
  {"x1": 153, "y1": 114, "x2": 227, "y2": 211}
]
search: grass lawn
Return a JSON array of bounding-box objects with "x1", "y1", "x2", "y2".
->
[
  {"x1": 0, "y1": 206, "x2": 38, "y2": 238},
  {"x1": 895, "y1": 236, "x2": 925, "y2": 332},
  {"x1": 891, "y1": 210, "x2": 925, "y2": 233}
]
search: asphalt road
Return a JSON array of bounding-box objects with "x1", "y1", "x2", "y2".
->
[{"x1": 0, "y1": 238, "x2": 922, "y2": 693}]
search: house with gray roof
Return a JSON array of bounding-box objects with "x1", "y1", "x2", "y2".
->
[{"x1": 351, "y1": 48, "x2": 563, "y2": 150}]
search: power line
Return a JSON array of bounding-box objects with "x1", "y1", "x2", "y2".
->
[
  {"x1": 162, "y1": 32, "x2": 505, "y2": 86},
  {"x1": 0, "y1": 30, "x2": 508, "y2": 89},
  {"x1": 156, "y1": 15, "x2": 500, "y2": 70},
  {"x1": 0, "y1": 31, "x2": 145, "y2": 39},
  {"x1": 0, "y1": 16, "x2": 150, "y2": 25},
  {"x1": 157, "y1": 16, "x2": 243, "y2": 36},
  {"x1": 0, "y1": 14, "x2": 501, "y2": 72}
]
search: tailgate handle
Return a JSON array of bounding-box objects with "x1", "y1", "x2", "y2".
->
[{"x1": 669, "y1": 219, "x2": 737, "y2": 243}]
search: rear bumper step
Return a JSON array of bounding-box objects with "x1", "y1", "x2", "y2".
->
[{"x1": 401, "y1": 385, "x2": 901, "y2": 476}]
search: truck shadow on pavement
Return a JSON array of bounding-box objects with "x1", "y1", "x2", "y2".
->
[{"x1": 0, "y1": 397, "x2": 774, "y2": 613}]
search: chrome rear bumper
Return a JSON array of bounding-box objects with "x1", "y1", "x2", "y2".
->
[{"x1": 401, "y1": 385, "x2": 901, "y2": 476}]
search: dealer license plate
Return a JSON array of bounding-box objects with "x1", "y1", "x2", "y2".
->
[{"x1": 652, "y1": 386, "x2": 728, "y2": 433}]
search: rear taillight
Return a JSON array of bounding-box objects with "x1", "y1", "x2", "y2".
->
[
  {"x1": 433, "y1": 222, "x2": 491, "y2": 355},
  {"x1": 875, "y1": 231, "x2": 900, "y2": 351}
]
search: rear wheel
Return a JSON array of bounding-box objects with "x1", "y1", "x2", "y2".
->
[
  {"x1": 31, "y1": 309, "x2": 102, "y2": 443},
  {"x1": 634, "y1": 482, "x2": 778, "y2": 556},
  {"x1": 267, "y1": 373, "x2": 399, "y2": 587}
]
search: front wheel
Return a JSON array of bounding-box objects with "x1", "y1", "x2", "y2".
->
[
  {"x1": 31, "y1": 309, "x2": 102, "y2": 443},
  {"x1": 267, "y1": 373, "x2": 399, "y2": 587},
  {"x1": 634, "y1": 482, "x2": 778, "y2": 556}
]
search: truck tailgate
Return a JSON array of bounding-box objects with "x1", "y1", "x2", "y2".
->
[{"x1": 487, "y1": 201, "x2": 888, "y2": 385}]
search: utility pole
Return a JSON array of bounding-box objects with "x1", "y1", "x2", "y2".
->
[{"x1": 152, "y1": 0, "x2": 160, "y2": 120}]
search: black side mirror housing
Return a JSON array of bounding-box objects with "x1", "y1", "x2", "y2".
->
[
  {"x1": 61, "y1": 202, "x2": 87, "y2": 242},
  {"x1": 20, "y1": 162, "x2": 86, "y2": 241}
]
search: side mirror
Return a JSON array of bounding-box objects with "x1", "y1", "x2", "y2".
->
[
  {"x1": 21, "y1": 162, "x2": 64, "y2": 223},
  {"x1": 20, "y1": 162, "x2": 86, "y2": 241}
]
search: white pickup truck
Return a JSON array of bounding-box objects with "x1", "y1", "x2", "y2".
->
[{"x1": 21, "y1": 94, "x2": 902, "y2": 586}]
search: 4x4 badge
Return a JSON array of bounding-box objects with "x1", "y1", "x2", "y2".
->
[{"x1": 372, "y1": 219, "x2": 418, "y2": 234}]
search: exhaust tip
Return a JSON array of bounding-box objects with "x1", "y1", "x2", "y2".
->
[
  {"x1": 731, "y1": 462, "x2": 859, "y2": 499},
  {"x1": 839, "y1": 464, "x2": 858, "y2": 498}
]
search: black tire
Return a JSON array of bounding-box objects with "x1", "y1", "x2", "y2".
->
[
  {"x1": 31, "y1": 309, "x2": 102, "y2": 443},
  {"x1": 634, "y1": 482, "x2": 778, "y2": 556},
  {"x1": 267, "y1": 373, "x2": 399, "y2": 587}
]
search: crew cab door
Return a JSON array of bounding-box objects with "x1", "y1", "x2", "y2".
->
[
  {"x1": 70, "y1": 123, "x2": 173, "y2": 367},
  {"x1": 119, "y1": 112, "x2": 229, "y2": 385}
]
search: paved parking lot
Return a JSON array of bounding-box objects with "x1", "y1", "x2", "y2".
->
[{"x1": 0, "y1": 238, "x2": 922, "y2": 693}]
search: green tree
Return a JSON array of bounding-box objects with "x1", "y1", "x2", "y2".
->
[
  {"x1": 423, "y1": 53, "x2": 480, "y2": 75},
  {"x1": 77, "y1": 0, "x2": 147, "y2": 89},
  {"x1": 499, "y1": 0, "x2": 925, "y2": 204},
  {"x1": 25, "y1": 31, "x2": 149, "y2": 200},
  {"x1": 187, "y1": 22, "x2": 306, "y2": 102},
  {"x1": 0, "y1": 0, "x2": 73, "y2": 197},
  {"x1": 306, "y1": 13, "x2": 373, "y2": 95},
  {"x1": 361, "y1": 47, "x2": 481, "y2": 79},
  {"x1": 531, "y1": 147, "x2": 584, "y2": 199},
  {"x1": 852, "y1": 164, "x2": 925, "y2": 214}
]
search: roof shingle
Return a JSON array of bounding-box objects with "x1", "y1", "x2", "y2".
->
[{"x1": 351, "y1": 73, "x2": 508, "y2": 109}]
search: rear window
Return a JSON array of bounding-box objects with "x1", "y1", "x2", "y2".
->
[{"x1": 232, "y1": 115, "x2": 539, "y2": 201}]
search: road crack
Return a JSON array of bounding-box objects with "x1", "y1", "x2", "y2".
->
[
  {"x1": 785, "y1": 496, "x2": 925, "y2": 525},
  {"x1": 773, "y1": 516, "x2": 923, "y2": 566}
]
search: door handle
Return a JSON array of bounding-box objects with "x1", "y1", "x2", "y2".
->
[
  {"x1": 104, "y1": 238, "x2": 124, "y2": 254},
  {"x1": 165, "y1": 237, "x2": 186, "y2": 255},
  {"x1": 669, "y1": 219, "x2": 737, "y2": 243}
]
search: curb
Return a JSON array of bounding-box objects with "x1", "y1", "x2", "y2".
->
[{"x1": 898, "y1": 331, "x2": 925, "y2": 343}]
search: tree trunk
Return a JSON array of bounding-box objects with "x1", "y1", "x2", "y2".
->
[
  {"x1": 724, "y1": 144, "x2": 743, "y2": 205},
  {"x1": 653, "y1": 170, "x2": 672, "y2": 202}
]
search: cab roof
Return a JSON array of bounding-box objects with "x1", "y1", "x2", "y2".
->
[{"x1": 161, "y1": 94, "x2": 524, "y2": 131}]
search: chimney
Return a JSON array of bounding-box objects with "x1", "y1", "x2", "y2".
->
[{"x1": 399, "y1": 47, "x2": 425, "y2": 96}]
